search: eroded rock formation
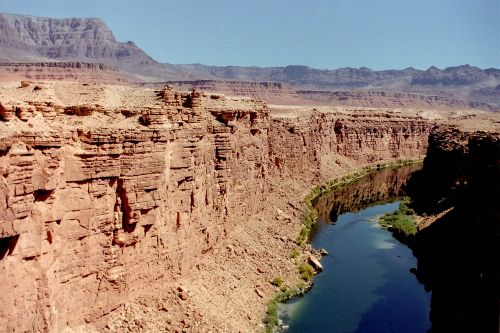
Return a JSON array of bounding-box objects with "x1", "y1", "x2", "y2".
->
[
  {"x1": 314, "y1": 164, "x2": 422, "y2": 222},
  {"x1": 0, "y1": 86, "x2": 273, "y2": 331},
  {"x1": 0, "y1": 82, "x2": 485, "y2": 332}
]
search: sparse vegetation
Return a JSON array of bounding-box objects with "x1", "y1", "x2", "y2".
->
[
  {"x1": 297, "y1": 159, "x2": 422, "y2": 245},
  {"x1": 289, "y1": 249, "x2": 299, "y2": 259},
  {"x1": 298, "y1": 262, "x2": 315, "y2": 282},
  {"x1": 376, "y1": 158, "x2": 423, "y2": 171},
  {"x1": 271, "y1": 276, "x2": 284, "y2": 287},
  {"x1": 265, "y1": 159, "x2": 423, "y2": 332},
  {"x1": 379, "y1": 196, "x2": 418, "y2": 236},
  {"x1": 264, "y1": 300, "x2": 279, "y2": 332},
  {"x1": 264, "y1": 282, "x2": 311, "y2": 332}
]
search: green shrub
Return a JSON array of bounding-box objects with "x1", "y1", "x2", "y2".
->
[
  {"x1": 298, "y1": 262, "x2": 315, "y2": 282},
  {"x1": 264, "y1": 285, "x2": 308, "y2": 332},
  {"x1": 297, "y1": 226, "x2": 309, "y2": 244},
  {"x1": 289, "y1": 249, "x2": 299, "y2": 259},
  {"x1": 380, "y1": 197, "x2": 417, "y2": 236},
  {"x1": 297, "y1": 280, "x2": 307, "y2": 290},
  {"x1": 271, "y1": 277, "x2": 284, "y2": 287},
  {"x1": 264, "y1": 300, "x2": 278, "y2": 332}
]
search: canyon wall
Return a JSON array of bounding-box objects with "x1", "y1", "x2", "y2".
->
[
  {"x1": 165, "y1": 80, "x2": 304, "y2": 105},
  {"x1": 314, "y1": 164, "x2": 422, "y2": 223},
  {"x1": 267, "y1": 109, "x2": 429, "y2": 182},
  {"x1": 0, "y1": 85, "x2": 433, "y2": 331},
  {"x1": 406, "y1": 128, "x2": 499, "y2": 333}
]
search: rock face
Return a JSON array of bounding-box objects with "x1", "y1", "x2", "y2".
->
[
  {"x1": 0, "y1": 83, "x2": 443, "y2": 332},
  {"x1": 173, "y1": 64, "x2": 500, "y2": 90},
  {"x1": 166, "y1": 80, "x2": 305, "y2": 105},
  {"x1": 162, "y1": 65, "x2": 500, "y2": 109},
  {"x1": 0, "y1": 14, "x2": 154, "y2": 65},
  {"x1": 267, "y1": 109, "x2": 430, "y2": 182},
  {"x1": 406, "y1": 127, "x2": 499, "y2": 333},
  {"x1": 314, "y1": 164, "x2": 423, "y2": 222},
  {"x1": 0, "y1": 13, "x2": 172, "y2": 81},
  {"x1": 0, "y1": 86, "x2": 272, "y2": 331}
]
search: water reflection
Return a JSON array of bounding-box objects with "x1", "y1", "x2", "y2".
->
[
  {"x1": 281, "y1": 165, "x2": 431, "y2": 333},
  {"x1": 315, "y1": 164, "x2": 422, "y2": 224}
]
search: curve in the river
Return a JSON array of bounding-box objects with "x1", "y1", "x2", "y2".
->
[{"x1": 281, "y1": 165, "x2": 431, "y2": 333}]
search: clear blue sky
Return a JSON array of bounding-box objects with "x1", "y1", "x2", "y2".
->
[{"x1": 1, "y1": 0, "x2": 499, "y2": 70}]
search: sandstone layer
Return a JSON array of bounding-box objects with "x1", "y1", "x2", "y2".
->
[{"x1": 0, "y1": 82, "x2": 498, "y2": 332}]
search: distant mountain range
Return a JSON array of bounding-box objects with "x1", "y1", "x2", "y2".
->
[{"x1": 0, "y1": 12, "x2": 498, "y2": 109}]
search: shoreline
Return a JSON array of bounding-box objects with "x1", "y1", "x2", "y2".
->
[{"x1": 264, "y1": 158, "x2": 424, "y2": 332}]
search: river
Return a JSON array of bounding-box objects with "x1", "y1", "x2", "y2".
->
[{"x1": 280, "y1": 165, "x2": 431, "y2": 333}]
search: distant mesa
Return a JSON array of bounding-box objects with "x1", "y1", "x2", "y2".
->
[{"x1": 0, "y1": 12, "x2": 498, "y2": 110}]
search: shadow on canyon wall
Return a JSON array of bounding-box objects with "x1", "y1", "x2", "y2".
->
[{"x1": 406, "y1": 129, "x2": 499, "y2": 333}]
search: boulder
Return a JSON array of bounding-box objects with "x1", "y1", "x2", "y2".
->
[
  {"x1": 308, "y1": 255, "x2": 323, "y2": 272},
  {"x1": 319, "y1": 248, "x2": 329, "y2": 256}
]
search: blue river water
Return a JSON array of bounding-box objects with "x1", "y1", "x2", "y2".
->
[{"x1": 280, "y1": 169, "x2": 431, "y2": 333}]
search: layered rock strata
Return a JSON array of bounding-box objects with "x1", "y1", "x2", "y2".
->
[
  {"x1": 314, "y1": 164, "x2": 423, "y2": 222},
  {"x1": 165, "y1": 80, "x2": 304, "y2": 105},
  {"x1": 297, "y1": 90, "x2": 476, "y2": 110},
  {"x1": 164, "y1": 80, "x2": 498, "y2": 111},
  {"x1": 0, "y1": 83, "x2": 442, "y2": 331},
  {"x1": 0, "y1": 62, "x2": 127, "y2": 83}
]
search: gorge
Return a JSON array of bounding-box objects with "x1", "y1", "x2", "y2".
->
[
  {"x1": 0, "y1": 80, "x2": 498, "y2": 332},
  {"x1": 280, "y1": 166, "x2": 431, "y2": 333},
  {"x1": 0, "y1": 11, "x2": 498, "y2": 333}
]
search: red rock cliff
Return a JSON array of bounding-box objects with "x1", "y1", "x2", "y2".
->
[{"x1": 0, "y1": 84, "x2": 434, "y2": 331}]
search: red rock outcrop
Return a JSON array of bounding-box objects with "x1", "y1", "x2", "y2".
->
[
  {"x1": 268, "y1": 109, "x2": 430, "y2": 182},
  {"x1": 0, "y1": 86, "x2": 271, "y2": 332},
  {"x1": 0, "y1": 84, "x2": 437, "y2": 332}
]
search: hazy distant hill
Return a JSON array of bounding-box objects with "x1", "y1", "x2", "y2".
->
[{"x1": 0, "y1": 12, "x2": 498, "y2": 108}]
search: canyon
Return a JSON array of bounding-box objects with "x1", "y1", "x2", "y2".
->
[
  {"x1": 0, "y1": 11, "x2": 499, "y2": 333},
  {"x1": 0, "y1": 79, "x2": 498, "y2": 332}
]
